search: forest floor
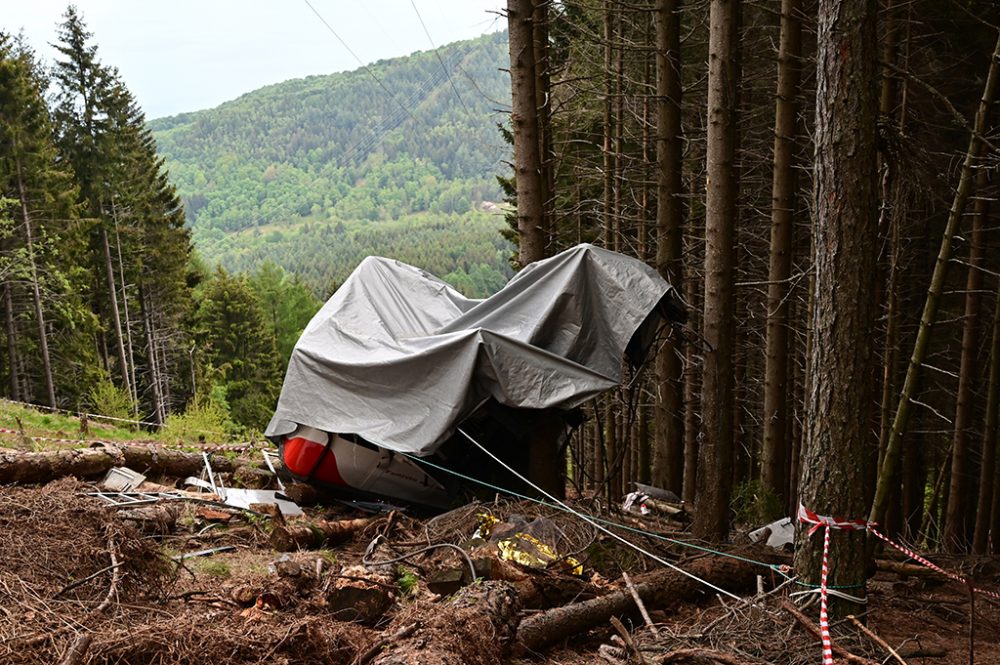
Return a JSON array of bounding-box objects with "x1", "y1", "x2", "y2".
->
[{"x1": 1, "y1": 424, "x2": 999, "y2": 664}]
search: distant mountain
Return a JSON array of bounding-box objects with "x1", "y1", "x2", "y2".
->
[{"x1": 150, "y1": 31, "x2": 514, "y2": 296}]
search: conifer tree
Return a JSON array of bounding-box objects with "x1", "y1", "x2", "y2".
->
[
  {"x1": 196, "y1": 268, "x2": 282, "y2": 430},
  {"x1": 0, "y1": 33, "x2": 96, "y2": 406}
]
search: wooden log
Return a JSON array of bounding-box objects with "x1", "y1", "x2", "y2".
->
[
  {"x1": 118, "y1": 503, "x2": 183, "y2": 534},
  {"x1": 0, "y1": 444, "x2": 237, "y2": 485},
  {"x1": 269, "y1": 517, "x2": 373, "y2": 551},
  {"x1": 476, "y1": 555, "x2": 596, "y2": 609},
  {"x1": 517, "y1": 556, "x2": 761, "y2": 654},
  {"x1": 369, "y1": 581, "x2": 520, "y2": 665}
]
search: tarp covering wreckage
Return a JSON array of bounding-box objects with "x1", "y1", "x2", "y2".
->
[{"x1": 265, "y1": 243, "x2": 683, "y2": 507}]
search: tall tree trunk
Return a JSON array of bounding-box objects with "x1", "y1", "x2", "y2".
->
[
  {"x1": 653, "y1": 0, "x2": 685, "y2": 495},
  {"x1": 682, "y1": 265, "x2": 699, "y2": 505},
  {"x1": 760, "y1": 0, "x2": 802, "y2": 506},
  {"x1": 599, "y1": 3, "x2": 620, "y2": 502},
  {"x1": 139, "y1": 283, "x2": 164, "y2": 425},
  {"x1": 509, "y1": 0, "x2": 559, "y2": 494},
  {"x1": 507, "y1": 0, "x2": 545, "y2": 266},
  {"x1": 112, "y1": 208, "x2": 139, "y2": 409},
  {"x1": 13, "y1": 152, "x2": 56, "y2": 408},
  {"x1": 693, "y1": 0, "x2": 740, "y2": 541},
  {"x1": 974, "y1": 274, "x2": 1000, "y2": 553},
  {"x1": 870, "y1": 30, "x2": 1000, "y2": 526},
  {"x1": 943, "y1": 167, "x2": 989, "y2": 552},
  {"x1": 638, "y1": 50, "x2": 653, "y2": 485},
  {"x1": 3, "y1": 283, "x2": 20, "y2": 401},
  {"x1": 532, "y1": 0, "x2": 554, "y2": 253},
  {"x1": 100, "y1": 225, "x2": 132, "y2": 403},
  {"x1": 794, "y1": 0, "x2": 879, "y2": 619}
]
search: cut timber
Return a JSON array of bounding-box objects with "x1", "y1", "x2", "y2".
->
[
  {"x1": 118, "y1": 503, "x2": 183, "y2": 534},
  {"x1": 370, "y1": 581, "x2": 520, "y2": 665},
  {"x1": 269, "y1": 517, "x2": 373, "y2": 551},
  {"x1": 0, "y1": 444, "x2": 237, "y2": 485},
  {"x1": 518, "y1": 555, "x2": 762, "y2": 653}
]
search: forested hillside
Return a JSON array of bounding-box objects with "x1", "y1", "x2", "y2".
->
[{"x1": 149, "y1": 31, "x2": 514, "y2": 295}]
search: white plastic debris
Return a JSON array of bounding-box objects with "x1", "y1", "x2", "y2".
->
[{"x1": 749, "y1": 517, "x2": 794, "y2": 549}]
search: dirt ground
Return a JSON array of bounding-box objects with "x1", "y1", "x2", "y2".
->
[{"x1": 1, "y1": 477, "x2": 998, "y2": 665}]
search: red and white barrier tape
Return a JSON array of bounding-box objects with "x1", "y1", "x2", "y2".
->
[
  {"x1": 799, "y1": 503, "x2": 1000, "y2": 664},
  {"x1": 867, "y1": 525, "x2": 1000, "y2": 601},
  {"x1": 797, "y1": 504, "x2": 868, "y2": 665}
]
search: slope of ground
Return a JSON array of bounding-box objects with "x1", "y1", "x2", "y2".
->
[{"x1": 2, "y1": 403, "x2": 998, "y2": 665}]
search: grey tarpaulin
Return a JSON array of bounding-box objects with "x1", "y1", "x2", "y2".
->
[{"x1": 264, "y1": 244, "x2": 678, "y2": 455}]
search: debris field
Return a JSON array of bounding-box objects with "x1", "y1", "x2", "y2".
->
[{"x1": 1, "y1": 455, "x2": 999, "y2": 665}]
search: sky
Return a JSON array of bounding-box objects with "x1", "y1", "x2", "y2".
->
[{"x1": 5, "y1": 0, "x2": 505, "y2": 119}]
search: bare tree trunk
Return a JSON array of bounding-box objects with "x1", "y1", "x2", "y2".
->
[
  {"x1": 100, "y1": 225, "x2": 132, "y2": 402},
  {"x1": 794, "y1": 0, "x2": 879, "y2": 618},
  {"x1": 760, "y1": 0, "x2": 801, "y2": 507},
  {"x1": 532, "y1": 0, "x2": 554, "y2": 254},
  {"x1": 112, "y1": 208, "x2": 139, "y2": 408},
  {"x1": 682, "y1": 242, "x2": 700, "y2": 505},
  {"x1": 600, "y1": 4, "x2": 620, "y2": 502},
  {"x1": 507, "y1": 0, "x2": 545, "y2": 266},
  {"x1": 870, "y1": 30, "x2": 1000, "y2": 526},
  {"x1": 140, "y1": 283, "x2": 165, "y2": 425},
  {"x1": 974, "y1": 274, "x2": 1000, "y2": 553},
  {"x1": 14, "y1": 152, "x2": 55, "y2": 408},
  {"x1": 3, "y1": 283, "x2": 20, "y2": 401},
  {"x1": 653, "y1": 0, "x2": 685, "y2": 496},
  {"x1": 693, "y1": 0, "x2": 740, "y2": 541},
  {"x1": 943, "y1": 167, "x2": 989, "y2": 552}
]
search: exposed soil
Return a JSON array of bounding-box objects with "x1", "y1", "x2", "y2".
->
[{"x1": 1, "y1": 476, "x2": 998, "y2": 665}]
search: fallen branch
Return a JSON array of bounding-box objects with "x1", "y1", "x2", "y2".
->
[
  {"x1": 518, "y1": 556, "x2": 764, "y2": 654},
  {"x1": 780, "y1": 599, "x2": 878, "y2": 665},
  {"x1": 352, "y1": 623, "x2": 419, "y2": 665},
  {"x1": 57, "y1": 635, "x2": 92, "y2": 665},
  {"x1": 657, "y1": 647, "x2": 753, "y2": 665},
  {"x1": 623, "y1": 571, "x2": 659, "y2": 637},
  {"x1": 848, "y1": 615, "x2": 909, "y2": 665}
]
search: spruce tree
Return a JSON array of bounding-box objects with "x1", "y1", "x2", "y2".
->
[
  {"x1": 196, "y1": 268, "x2": 282, "y2": 430},
  {"x1": 0, "y1": 33, "x2": 97, "y2": 406}
]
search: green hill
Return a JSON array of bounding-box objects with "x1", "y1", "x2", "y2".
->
[{"x1": 150, "y1": 31, "x2": 514, "y2": 296}]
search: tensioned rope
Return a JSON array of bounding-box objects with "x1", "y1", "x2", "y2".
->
[{"x1": 454, "y1": 428, "x2": 747, "y2": 603}]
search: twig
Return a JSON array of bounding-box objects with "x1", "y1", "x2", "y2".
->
[
  {"x1": 93, "y1": 533, "x2": 121, "y2": 615},
  {"x1": 610, "y1": 616, "x2": 647, "y2": 665},
  {"x1": 848, "y1": 615, "x2": 909, "y2": 665},
  {"x1": 623, "y1": 571, "x2": 659, "y2": 638},
  {"x1": 780, "y1": 599, "x2": 879, "y2": 665},
  {"x1": 352, "y1": 622, "x2": 419, "y2": 665},
  {"x1": 57, "y1": 634, "x2": 92, "y2": 665},
  {"x1": 55, "y1": 560, "x2": 127, "y2": 598},
  {"x1": 657, "y1": 647, "x2": 750, "y2": 665}
]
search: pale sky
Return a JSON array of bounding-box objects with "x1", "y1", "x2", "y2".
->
[{"x1": 5, "y1": 1, "x2": 505, "y2": 119}]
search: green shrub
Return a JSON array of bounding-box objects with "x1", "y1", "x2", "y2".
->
[
  {"x1": 159, "y1": 386, "x2": 239, "y2": 444},
  {"x1": 731, "y1": 480, "x2": 785, "y2": 526},
  {"x1": 87, "y1": 377, "x2": 136, "y2": 420}
]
